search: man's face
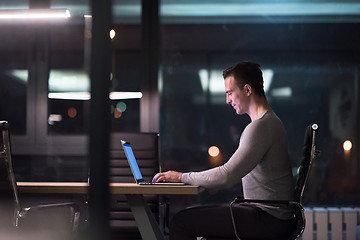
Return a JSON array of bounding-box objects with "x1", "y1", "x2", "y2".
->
[{"x1": 224, "y1": 76, "x2": 249, "y2": 115}]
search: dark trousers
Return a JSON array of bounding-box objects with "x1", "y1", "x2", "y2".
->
[{"x1": 169, "y1": 204, "x2": 297, "y2": 240}]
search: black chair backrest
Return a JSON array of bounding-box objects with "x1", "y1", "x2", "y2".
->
[
  {"x1": 294, "y1": 123, "x2": 319, "y2": 203},
  {"x1": 108, "y1": 132, "x2": 160, "y2": 239},
  {"x1": 109, "y1": 132, "x2": 159, "y2": 183},
  {"x1": 0, "y1": 121, "x2": 20, "y2": 228}
]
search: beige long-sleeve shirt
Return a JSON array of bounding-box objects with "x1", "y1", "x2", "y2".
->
[{"x1": 181, "y1": 110, "x2": 294, "y2": 219}]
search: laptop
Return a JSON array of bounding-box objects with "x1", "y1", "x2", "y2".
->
[{"x1": 121, "y1": 140, "x2": 185, "y2": 185}]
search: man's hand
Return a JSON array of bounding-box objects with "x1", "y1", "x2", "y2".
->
[{"x1": 152, "y1": 171, "x2": 183, "y2": 183}]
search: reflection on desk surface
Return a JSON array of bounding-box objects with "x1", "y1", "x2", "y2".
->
[{"x1": 17, "y1": 182, "x2": 204, "y2": 195}]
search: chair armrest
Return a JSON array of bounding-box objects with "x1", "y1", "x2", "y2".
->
[
  {"x1": 231, "y1": 197, "x2": 292, "y2": 205},
  {"x1": 20, "y1": 202, "x2": 80, "y2": 214},
  {"x1": 18, "y1": 202, "x2": 81, "y2": 231}
]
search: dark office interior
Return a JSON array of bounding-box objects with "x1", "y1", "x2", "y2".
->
[{"x1": 1, "y1": 0, "x2": 360, "y2": 239}]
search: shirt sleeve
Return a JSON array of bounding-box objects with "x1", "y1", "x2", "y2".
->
[{"x1": 181, "y1": 120, "x2": 273, "y2": 189}]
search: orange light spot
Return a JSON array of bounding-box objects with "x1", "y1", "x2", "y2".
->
[
  {"x1": 343, "y1": 140, "x2": 352, "y2": 151},
  {"x1": 114, "y1": 108, "x2": 122, "y2": 118},
  {"x1": 208, "y1": 146, "x2": 220, "y2": 157},
  {"x1": 67, "y1": 107, "x2": 77, "y2": 118}
]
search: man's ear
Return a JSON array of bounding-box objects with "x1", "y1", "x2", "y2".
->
[{"x1": 244, "y1": 84, "x2": 252, "y2": 96}]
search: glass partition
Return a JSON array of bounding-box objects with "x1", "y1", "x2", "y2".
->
[
  {"x1": 0, "y1": 0, "x2": 359, "y2": 209},
  {"x1": 47, "y1": 0, "x2": 142, "y2": 135},
  {"x1": 0, "y1": 25, "x2": 29, "y2": 135}
]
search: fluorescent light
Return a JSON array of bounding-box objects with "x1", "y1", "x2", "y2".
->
[
  {"x1": 270, "y1": 87, "x2": 292, "y2": 98},
  {"x1": 162, "y1": 3, "x2": 360, "y2": 17},
  {"x1": 263, "y1": 69, "x2": 273, "y2": 93},
  {"x1": 48, "y1": 92, "x2": 143, "y2": 100},
  {"x1": 198, "y1": 68, "x2": 273, "y2": 94},
  {"x1": 48, "y1": 92, "x2": 91, "y2": 100},
  {"x1": 0, "y1": 8, "x2": 70, "y2": 19},
  {"x1": 110, "y1": 92, "x2": 143, "y2": 100}
]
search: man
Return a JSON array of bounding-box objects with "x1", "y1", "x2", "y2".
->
[{"x1": 152, "y1": 61, "x2": 296, "y2": 239}]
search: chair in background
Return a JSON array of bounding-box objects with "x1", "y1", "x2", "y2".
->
[
  {"x1": 108, "y1": 132, "x2": 161, "y2": 240},
  {"x1": 227, "y1": 123, "x2": 320, "y2": 240},
  {"x1": 0, "y1": 120, "x2": 80, "y2": 237}
]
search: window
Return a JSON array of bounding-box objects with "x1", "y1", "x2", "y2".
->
[
  {"x1": 0, "y1": 25, "x2": 29, "y2": 135},
  {"x1": 160, "y1": 1, "x2": 360, "y2": 206}
]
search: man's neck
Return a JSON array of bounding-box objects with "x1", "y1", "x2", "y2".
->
[{"x1": 248, "y1": 97, "x2": 271, "y2": 121}]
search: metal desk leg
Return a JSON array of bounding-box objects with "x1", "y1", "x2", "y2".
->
[{"x1": 126, "y1": 194, "x2": 165, "y2": 240}]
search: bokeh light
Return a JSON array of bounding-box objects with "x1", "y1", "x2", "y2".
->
[
  {"x1": 208, "y1": 146, "x2": 220, "y2": 157},
  {"x1": 116, "y1": 102, "x2": 127, "y2": 112},
  {"x1": 343, "y1": 140, "x2": 352, "y2": 151},
  {"x1": 114, "y1": 108, "x2": 122, "y2": 118},
  {"x1": 110, "y1": 29, "x2": 116, "y2": 39},
  {"x1": 67, "y1": 107, "x2": 77, "y2": 118}
]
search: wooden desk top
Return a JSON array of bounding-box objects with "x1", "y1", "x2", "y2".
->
[{"x1": 17, "y1": 182, "x2": 203, "y2": 195}]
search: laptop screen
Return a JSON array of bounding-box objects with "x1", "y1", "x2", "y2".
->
[{"x1": 122, "y1": 141, "x2": 143, "y2": 182}]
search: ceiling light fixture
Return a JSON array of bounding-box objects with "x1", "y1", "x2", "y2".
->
[
  {"x1": 0, "y1": 8, "x2": 70, "y2": 19},
  {"x1": 48, "y1": 92, "x2": 143, "y2": 100}
]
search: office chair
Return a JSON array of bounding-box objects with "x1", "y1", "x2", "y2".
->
[
  {"x1": 108, "y1": 132, "x2": 160, "y2": 239},
  {"x1": 0, "y1": 120, "x2": 80, "y2": 234},
  {"x1": 226, "y1": 123, "x2": 320, "y2": 240}
]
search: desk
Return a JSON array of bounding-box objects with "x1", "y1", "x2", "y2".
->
[{"x1": 17, "y1": 182, "x2": 203, "y2": 240}]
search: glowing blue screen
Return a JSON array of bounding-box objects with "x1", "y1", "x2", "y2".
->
[{"x1": 123, "y1": 143, "x2": 143, "y2": 181}]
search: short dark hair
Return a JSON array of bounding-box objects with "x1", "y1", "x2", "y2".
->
[{"x1": 223, "y1": 61, "x2": 265, "y2": 97}]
